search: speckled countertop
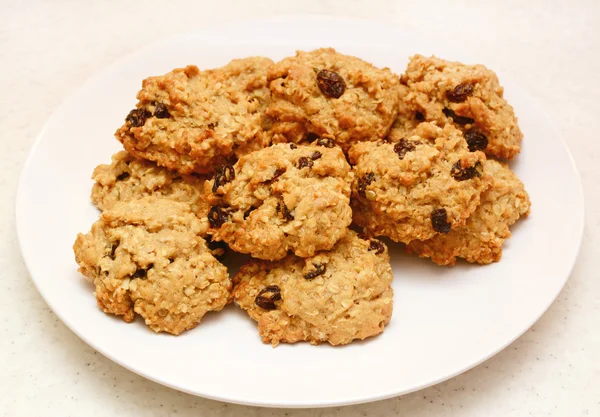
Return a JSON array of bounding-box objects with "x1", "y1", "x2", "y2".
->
[{"x1": 1, "y1": 1, "x2": 599, "y2": 415}]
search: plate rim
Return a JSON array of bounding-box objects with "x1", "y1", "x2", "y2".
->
[{"x1": 15, "y1": 15, "x2": 585, "y2": 408}]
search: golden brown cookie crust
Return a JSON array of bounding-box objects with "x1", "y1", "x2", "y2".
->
[
  {"x1": 407, "y1": 159, "x2": 531, "y2": 265},
  {"x1": 205, "y1": 142, "x2": 353, "y2": 260},
  {"x1": 349, "y1": 122, "x2": 492, "y2": 243},
  {"x1": 267, "y1": 48, "x2": 401, "y2": 151},
  {"x1": 73, "y1": 197, "x2": 231, "y2": 335},
  {"x1": 232, "y1": 231, "x2": 393, "y2": 346},
  {"x1": 399, "y1": 55, "x2": 522, "y2": 159},
  {"x1": 115, "y1": 57, "x2": 274, "y2": 175},
  {"x1": 91, "y1": 151, "x2": 209, "y2": 229}
]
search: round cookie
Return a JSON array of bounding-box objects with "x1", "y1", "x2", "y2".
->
[
  {"x1": 267, "y1": 48, "x2": 401, "y2": 151},
  {"x1": 73, "y1": 197, "x2": 231, "y2": 335},
  {"x1": 349, "y1": 122, "x2": 492, "y2": 243},
  {"x1": 407, "y1": 159, "x2": 531, "y2": 265},
  {"x1": 205, "y1": 141, "x2": 353, "y2": 261},
  {"x1": 232, "y1": 231, "x2": 394, "y2": 346},
  {"x1": 91, "y1": 150, "x2": 209, "y2": 225},
  {"x1": 399, "y1": 55, "x2": 522, "y2": 159},
  {"x1": 115, "y1": 57, "x2": 274, "y2": 175}
]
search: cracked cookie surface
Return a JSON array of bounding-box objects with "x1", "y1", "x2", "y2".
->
[
  {"x1": 267, "y1": 48, "x2": 401, "y2": 151},
  {"x1": 73, "y1": 197, "x2": 231, "y2": 335},
  {"x1": 205, "y1": 141, "x2": 353, "y2": 260},
  {"x1": 232, "y1": 231, "x2": 393, "y2": 346},
  {"x1": 115, "y1": 57, "x2": 274, "y2": 175},
  {"x1": 398, "y1": 55, "x2": 522, "y2": 159},
  {"x1": 349, "y1": 122, "x2": 491, "y2": 243},
  {"x1": 91, "y1": 151, "x2": 209, "y2": 230},
  {"x1": 407, "y1": 159, "x2": 530, "y2": 265}
]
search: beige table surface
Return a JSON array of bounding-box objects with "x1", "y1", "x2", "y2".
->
[{"x1": 1, "y1": 1, "x2": 599, "y2": 415}]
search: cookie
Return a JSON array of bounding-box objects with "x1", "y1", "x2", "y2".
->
[
  {"x1": 407, "y1": 159, "x2": 530, "y2": 265},
  {"x1": 73, "y1": 197, "x2": 231, "y2": 335},
  {"x1": 115, "y1": 57, "x2": 274, "y2": 175},
  {"x1": 267, "y1": 48, "x2": 401, "y2": 151},
  {"x1": 399, "y1": 55, "x2": 522, "y2": 159},
  {"x1": 349, "y1": 122, "x2": 492, "y2": 243},
  {"x1": 205, "y1": 141, "x2": 353, "y2": 260},
  {"x1": 91, "y1": 150, "x2": 209, "y2": 225},
  {"x1": 232, "y1": 231, "x2": 393, "y2": 346}
]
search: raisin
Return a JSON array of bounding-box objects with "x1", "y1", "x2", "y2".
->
[
  {"x1": 243, "y1": 206, "x2": 257, "y2": 220},
  {"x1": 451, "y1": 161, "x2": 483, "y2": 181},
  {"x1": 208, "y1": 206, "x2": 230, "y2": 228},
  {"x1": 153, "y1": 103, "x2": 171, "y2": 119},
  {"x1": 464, "y1": 130, "x2": 488, "y2": 152},
  {"x1": 255, "y1": 285, "x2": 282, "y2": 310},
  {"x1": 442, "y1": 108, "x2": 475, "y2": 125},
  {"x1": 304, "y1": 263, "x2": 326, "y2": 280},
  {"x1": 276, "y1": 198, "x2": 294, "y2": 221},
  {"x1": 311, "y1": 151, "x2": 322, "y2": 161},
  {"x1": 131, "y1": 264, "x2": 153, "y2": 279},
  {"x1": 116, "y1": 172, "x2": 130, "y2": 181},
  {"x1": 357, "y1": 173, "x2": 375, "y2": 197},
  {"x1": 368, "y1": 239, "x2": 385, "y2": 254},
  {"x1": 125, "y1": 108, "x2": 152, "y2": 127},
  {"x1": 304, "y1": 132, "x2": 319, "y2": 142},
  {"x1": 316, "y1": 70, "x2": 346, "y2": 98},
  {"x1": 415, "y1": 111, "x2": 425, "y2": 121},
  {"x1": 207, "y1": 122, "x2": 218, "y2": 129},
  {"x1": 446, "y1": 82, "x2": 474, "y2": 103},
  {"x1": 212, "y1": 165, "x2": 235, "y2": 193},
  {"x1": 297, "y1": 157, "x2": 313, "y2": 169},
  {"x1": 289, "y1": 143, "x2": 298, "y2": 150},
  {"x1": 316, "y1": 138, "x2": 335, "y2": 148},
  {"x1": 431, "y1": 208, "x2": 451, "y2": 234},
  {"x1": 272, "y1": 168, "x2": 286, "y2": 181},
  {"x1": 108, "y1": 240, "x2": 120, "y2": 260},
  {"x1": 394, "y1": 139, "x2": 418, "y2": 160}
]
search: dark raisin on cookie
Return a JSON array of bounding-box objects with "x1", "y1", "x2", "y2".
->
[
  {"x1": 207, "y1": 122, "x2": 218, "y2": 129},
  {"x1": 368, "y1": 239, "x2": 385, "y2": 254},
  {"x1": 450, "y1": 161, "x2": 483, "y2": 181},
  {"x1": 357, "y1": 173, "x2": 376, "y2": 197},
  {"x1": 304, "y1": 263, "x2": 326, "y2": 280},
  {"x1": 297, "y1": 156, "x2": 314, "y2": 169},
  {"x1": 116, "y1": 172, "x2": 130, "y2": 181},
  {"x1": 125, "y1": 109, "x2": 152, "y2": 127},
  {"x1": 131, "y1": 263, "x2": 153, "y2": 279},
  {"x1": 153, "y1": 103, "x2": 171, "y2": 119},
  {"x1": 316, "y1": 138, "x2": 335, "y2": 148},
  {"x1": 316, "y1": 69, "x2": 346, "y2": 98},
  {"x1": 464, "y1": 130, "x2": 488, "y2": 152},
  {"x1": 394, "y1": 139, "x2": 418, "y2": 160},
  {"x1": 276, "y1": 198, "x2": 294, "y2": 221},
  {"x1": 442, "y1": 108, "x2": 475, "y2": 125},
  {"x1": 431, "y1": 208, "x2": 451, "y2": 234},
  {"x1": 208, "y1": 206, "x2": 230, "y2": 228},
  {"x1": 311, "y1": 151, "x2": 322, "y2": 161},
  {"x1": 415, "y1": 111, "x2": 425, "y2": 121},
  {"x1": 212, "y1": 165, "x2": 235, "y2": 193},
  {"x1": 446, "y1": 82, "x2": 474, "y2": 103},
  {"x1": 289, "y1": 143, "x2": 298, "y2": 150},
  {"x1": 255, "y1": 285, "x2": 282, "y2": 310},
  {"x1": 271, "y1": 168, "x2": 286, "y2": 181}
]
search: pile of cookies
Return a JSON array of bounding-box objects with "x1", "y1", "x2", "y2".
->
[{"x1": 73, "y1": 48, "x2": 530, "y2": 345}]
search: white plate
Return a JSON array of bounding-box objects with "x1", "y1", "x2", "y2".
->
[{"x1": 16, "y1": 16, "x2": 584, "y2": 408}]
